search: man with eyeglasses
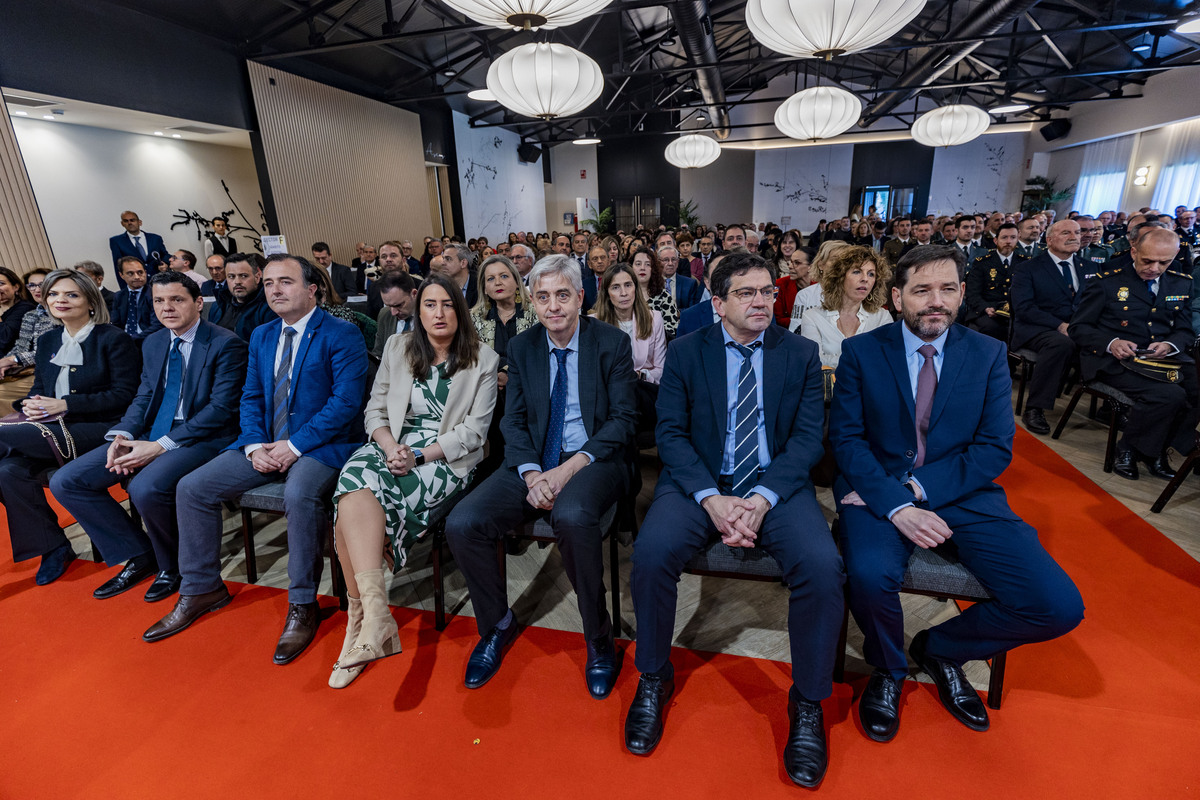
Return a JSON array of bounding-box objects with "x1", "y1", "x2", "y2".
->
[
  {"x1": 623, "y1": 251, "x2": 841, "y2": 788},
  {"x1": 400, "y1": 240, "x2": 422, "y2": 275},
  {"x1": 1077, "y1": 215, "x2": 1113, "y2": 270},
  {"x1": 509, "y1": 243, "x2": 535, "y2": 282},
  {"x1": 446, "y1": 253, "x2": 636, "y2": 702}
]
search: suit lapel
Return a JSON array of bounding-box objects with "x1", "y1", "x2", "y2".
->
[
  {"x1": 288, "y1": 310, "x2": 322, "y2": 408},
  {"x1": 702, "y1": 324, "x2": 728, "y2": 441},
  {"x1": 145, "y1": 335, "x2": 172, "y2": 423},
  {"x1": 576, "y1": 318, "x2": 597, "y2": 434},
  {"x1": 761, "y1": 326, "x2": 784, "y2": 454},
  {"x1": 884, "y1": 322, "x2": 916, "y2": 420},
  {"x1": 180, "y1": 323, "x2": 212, "y2": 415},
  {"x1": 929, "y1": 325, "x2": 966, "y2": 429}
]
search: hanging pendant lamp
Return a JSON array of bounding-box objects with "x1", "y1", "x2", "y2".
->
[
  {"x1": 910, "y1": 104, "x2": 990, "y2": 147},
  {"x1": 486, "y1": 43, "x2": 603, "y2": 119},
  {"x1": 774, "y1": 86, "x2": 862, "y2": 141},
  {"x1": 745, "y1": 0, "x2": 928, "y2": 60},
  {"x1": 665, "y1": 134, "x2": 721, "y2": 169},
  {"x1": 442, "y1": 0, "x2": 614, "y2": 30}
]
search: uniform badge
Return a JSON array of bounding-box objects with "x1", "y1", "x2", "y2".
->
[
  {"x1": 989, "y1": 268, "x2": 997, "y2": 279},
  {"x1": 1120, "y1": 320, "x2": 1128, "y2": 326},
  {"x1": 1117, "y1": 287, "x2": 1129, "y2": 301}
]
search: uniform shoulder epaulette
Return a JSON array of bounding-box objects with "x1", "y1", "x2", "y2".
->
[
  {"x1": 1164, "y1": 268, "x2": 1189, "y2": 278},
  {"x1": 973, "y1": 254, "x2": 986, "y2": 262},
  {"x1": 1097, "y1": 269, "x2": 1116, "y2": 278}
]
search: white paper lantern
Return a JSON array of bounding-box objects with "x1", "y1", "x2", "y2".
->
[
  {"x1": 665, "y1": 134, "x2": 722, "y2": 169},
  {"x1": 774, "y1": 86, "x2": 862, "y2": 141},
  {"x1": 910, "y1": 104, "x2": 990, "y2": 147},
  {"x1": 486, "y1": 43, "x2": 603, "y2": 119},
  {"x1": 441, "y1": 0, "x2": 614, "y2": 30},
  {"x1": 746, "y1": 0, "x2": 928, "y2": 59}
]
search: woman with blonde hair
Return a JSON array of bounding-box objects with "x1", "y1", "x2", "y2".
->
[
  {"x1": 788, "y1": 239, "x2": 851, "y2": 330},
  {"x1": 799, "y1": 245, "x2": 893, "y2": 370}
]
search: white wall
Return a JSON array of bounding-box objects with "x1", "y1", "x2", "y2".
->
[
  {"x1": 926, "y1": 132, "x2": 1029, "y2": 215},
  {"x1": 1046, "y1": 145, "x2": 1087, "y2": 216},
  {"x1": 13, "y1": 117, "x2": 262, "y2": 287},
  {"x1": 545, "y1": 143, "x2": 598, "y2": 231},
  {"x1": 680, "y1": 148, "x2": 756, "y2": 225},
  {"x1": 452, "y1": 111, "x2": 546, "y2": 241},
  {"x1": 1124, "y1": 125, "x2": 1173, "y2": 211},
  {"x1": 752, "y1": 144, "x2": 854, "y2": 233}
]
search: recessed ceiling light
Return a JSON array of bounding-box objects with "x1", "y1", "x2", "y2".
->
[
  {"x1": 154, "y1": 131, "x2": 164, "y2": 136},
  {"x1": 172, "y1": 134, "x2": 182, "y2": 138},
  {"x1": 572, "y1": 137, "x2": 601, "y2": 145},
  {"x1": 696, "y1": 113, "x2": 707, "y2": 121},
  {"x1": 1176, "y1": 17, "x2": 1200, "y2": 34},
  {"x1": 1132, "y1": 43, "x2": 1151, "y2": 53},
  {"x1": 42, "y1": 115, "x2": 55, "y2": 120},
  {"x1": 13, "y1": 110, "x2": 28, "y2": 116},
  {"x1": 443, "y1": 69, "x2": 458, "y2": 77},
  {"x1": 467, "y1": 88, "x2": 496, "y2": 101},
  {"x1": 989, "y1": 103, "x2": 1031, "y2": 114}
]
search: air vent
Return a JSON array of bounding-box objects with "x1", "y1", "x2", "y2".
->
[
  {"x1": 2, "y1": 93, "x2": 57, "y2": 108},
  {"x1": 168, "y1": 125, "x2": 226, "y2": 135}
]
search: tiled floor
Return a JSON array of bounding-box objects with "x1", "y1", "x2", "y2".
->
[{"x1": 62, "y1": 392, "x2": 1198, "y2": 690}]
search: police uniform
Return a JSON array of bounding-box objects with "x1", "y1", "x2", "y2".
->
[
  {"x1": 1015, "y1": 241, "x2": 1043, "y2": 260},
  {"x1": 1069, "y1": 264, "x2": 1198, "y2": 459},
  {"x1": 964, "y1": 250, "x2": 1025, "y2": 341},
  {"x1": 1109, "y1": 236, "x2": 1131, "y2": 257},
  {"x1": 1080, "y1": 242, "x2": 1113, "y2": 271},
  {"x1": 1175, "y1": 226, "x2": 1199, "y2": 250}
]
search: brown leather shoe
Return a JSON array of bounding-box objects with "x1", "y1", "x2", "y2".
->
[
  {"x1": 273, "y1": 602, "x2": 320, "y2": 665},
  {"x1": 142, "y1": 587, "x2": 233, "y2": 643}
]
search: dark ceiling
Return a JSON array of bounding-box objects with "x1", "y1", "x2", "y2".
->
[{"x1": 103, "y1": 0, "x2": 1200, "y2": 145}]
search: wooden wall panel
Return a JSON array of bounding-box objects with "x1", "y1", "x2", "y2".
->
[
  {"x1": 246, "y1": 61, "x2": 434, "y2": 264},
  {"x1": 0, "y1": 110, "x2": 56, "y2": 272}
]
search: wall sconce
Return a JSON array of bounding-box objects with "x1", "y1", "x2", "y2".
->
[{"x1": 1133, "y1": 166, "x2": 1150, "y2": 186}]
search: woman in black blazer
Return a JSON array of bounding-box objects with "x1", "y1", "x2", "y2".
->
[{"x1": 0, "y1": 269, "x2": 140, "y2": 585}]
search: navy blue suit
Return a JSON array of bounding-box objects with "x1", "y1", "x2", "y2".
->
[
  {"x1": 1010, "y1": 251, "x2": 1090, "y2": 410},
  {"x1": 830, "y1": 321, "x2": 1083, "y2": 681},
  {"x1": 666, "y1": 273, "x2": 702, "y2": 311},
  {"x1": 109, "y1": 231, "x2": 168, "y2": 274},
  {"x1": 676, "y1": 300, "x2": 717, "y2": 338},
  {"x1": 175, "y1": 308, "x2": 369, "y2": 602},
  {"x1": 51, "y1": 321, "x2": 248, "y2": 572},
  {"x1": 631, "y1": 323, "x2": 845, "y2": 699},
  {"x1": 110, "y1": 286, "x2": 164, "y2": 342}
]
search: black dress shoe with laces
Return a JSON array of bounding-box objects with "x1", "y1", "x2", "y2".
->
[
  {"x1": 1145, "y1": 453, "x2": 1176, "y2": 480},
  {"x1": 785, "y1": 694, "x2": 829, "y2": 788},
  {"x1": 273, "y1": 602, "x2": 321, "y2": 665},
  {"x1": 858, "y1": 671, "x2": 904, "y2": 742},
  {"x1": 93, "y1": 556, "x2": 156, "y2": 599},
  {"x1": 464, "y1": 613, "x2": 520, "y2": 689},
  {"x1": 35, "y1": 543, "x2": 76, "y2": 586},
  {"x1": 144, "y1": 571, "x2": 181, "y2": 603},
  {"x1": 909, "y1": 630, "x2": 989, "y2": 731},
  {"x1": 584, "y1": 635, "x2": 623, "y2": 699},
  {"x1": 1113, "y1": 447, "x2": 1139, "y2": 480},
  {"x1": 624, "y1": 673, "x2": 675, "y2": 755},
  {"x1": 1022, "y1": 407, "x2": 1051, "y2": 435}
]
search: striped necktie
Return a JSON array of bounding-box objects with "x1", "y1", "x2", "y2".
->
[
  {"x1": 727, "y1": 341, "x2": 762, "y2": 498},
  {"x1": 272, "y1": 327, "x2": 297, "y2": 441}
]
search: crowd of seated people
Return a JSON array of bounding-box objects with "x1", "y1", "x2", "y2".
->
[{"x1": 1, "y1": 197, "x2": 1197, "y2": 789}]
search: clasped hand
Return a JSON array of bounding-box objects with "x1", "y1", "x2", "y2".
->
[
  {"x1": 1111, "y1": 339, "x2": 1172, "y2": 361},
  {"x1": 20, "y1": 395, "x2": 67, "y2": 420},
  {"x1": 250, "y1": 440, "x2": 299, "y2": 473},
  {"x1": 106, "y1": 436, "x2": 165, "y2": 475},
  {"x1": 840, "y1": 490, "x2": 951, "y2": 549},
  {"x1": 384, "y1": 443, "x2": 416, "y2": 476},
  {"x1": 701, "y1": 493, "x2": 770, "y2": 548},
  {"x1": 524, "y1": 461, "x2": 580, "y2": 510}
]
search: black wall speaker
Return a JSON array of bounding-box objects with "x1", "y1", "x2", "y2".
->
[
  {"x1": 517, "y1": 142, "x2": 542, "y2": 163},
  {"x1": 1039, "y1": 119, "x2": 1072, "y2": 142}
]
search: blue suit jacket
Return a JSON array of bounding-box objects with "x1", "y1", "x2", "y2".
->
[
  {"x1": 114, "y1": 320, "x2": 248, "y2": 447},
  {"x1": 829, "y1": 321, "x2": 1016, "y2": 520},
  {"x1": 1010, "y1": 251, "x2": 1089, "y2": 349},
  {"x1": 676, "y1": 301, "x2": 716, "y2": 338},
  {"x1": 669, "y1": 274, "x2": 703, "y2": 311},
  {"x1": 110, "y1": 287, "x2": 164, "y2": 340},
  {"x1": 109, "y1": 231, "x2": 168, "y2": 272},
  {"x1": 228, "y1": 307, "x2": 368, "y2": 468},
  {"x1": 655, "y1": 323, "x2": 824, "y2": 504}
]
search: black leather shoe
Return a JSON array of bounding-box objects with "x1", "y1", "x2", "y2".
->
[
  {"x1": 909, "y1": 630, "x2": 989, "y2": 731},
  {"x1": 1145, "y1": 453, "x2": 1176, "y2": 480},
  {"x1": 624, "y1": 673, "x2": 675, "y2": 755},
  {"x1": 1022, "y1": 407, "x2": 1051, "y2": 435},
  {"x1": 92, "y1": 556, "x2": 156, "y2": 599},
  {"x1": 858, "y1": 671, "x2": 904, "y2": 742},
  {"x1": 585, "y1": 635, "x2": 624, "y2": 699},
  {"x1": 464, "y1": 614, "x2": 520, "y2": 689},
  {"x1": 35, "y1": 543, "x2": 76, "y2": 586},
  {"x1": 273, "y1": 602, "x2": 321, "y2": 665},
  {"x1": 143, "y1": 587, "x2": 233, "y2": 642},
  {"x1": 1113, "y1": 447, "x2": 1139, "y2": 480},
  {"x1": 785, "y1": 695, "x2": 829, "y2": 788},
  {"x1": 143, "y1": 571, "x2": 182, "y2": 603}
]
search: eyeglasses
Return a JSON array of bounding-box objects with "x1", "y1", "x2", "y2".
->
[
  {"x1": 26, "y1": 281, "x2": 43, "y2": 289},
  {"x1": 726, "y1": 286, "x2": 778, "y2": 302}
]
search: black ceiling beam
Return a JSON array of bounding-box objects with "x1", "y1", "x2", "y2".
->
[{"x1": 244, "y1": 0, "x2": 352, "y2": 48}]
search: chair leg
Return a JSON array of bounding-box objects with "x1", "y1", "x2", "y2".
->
[
  {"x1": 1014, "y1": 360, "x2": 1028, "y2": 416},
  {"x1": 987, "y1": 651, "x2": 1007, "y2": 710},
  {"x1": 432, "y1": 526, "x2": 447, "y2": 631},
  {"x1": 327, "y1": 519, "x2": 347, "y2": 611},
  {"x1": 833, "y1": 596, "x2": 849, "y2": 683},
  {"x1": 1151, "y1": 449, "x2": 1198, "y2": 513},
  {"x1": 1051, "y1": 385, "x2": 1086, "y2": 440},
  {"x1": 1102, "y1": 409, "x2": 1122, "y2": 473},
  {"x1": 240, "y1": 508, "x2": 258, "y2": 584}
]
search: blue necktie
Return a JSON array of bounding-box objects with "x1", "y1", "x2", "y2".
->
[
  {"x1": 148, "y1": 339, "x2": 183, "y2": 441},
  {"x1": 126, "y1": 289, "x2": 140, "y2": 336},
  {"x1": 1058, "y1": 260, "x2": 1074, "y2": 291},
  {"x1": 272, "y1": 327, "x2": 297, "y2": 441},
  {"x1": 728, "y1": 341, "x2": 762, "y2": 498},
  {"x1": 1145, "y1": 279, "x2": 1156, "y2": 297},
  {"x1": 541, "y1": 347, "x2": 570, "y2": 470},
  {"x1": 133, "y1": 235, "x2": 147, "y2": 261}
]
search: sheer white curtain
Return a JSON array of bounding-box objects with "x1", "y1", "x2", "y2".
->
[
  {"x1": 1151, "y1": 118, "x2": 1200, "y2": 211},
  {"x1": 1073, "y1": 135, "x2": 1135, "y2": 215}
]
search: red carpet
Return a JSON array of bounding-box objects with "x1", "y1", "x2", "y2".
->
[{"x1": 2, "y1": 429, "x2": 1199, "y2": 798}]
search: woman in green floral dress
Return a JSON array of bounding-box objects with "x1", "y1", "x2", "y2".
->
[{"x1": 328, "y1": 273, "x2": 499, "y2": 688}]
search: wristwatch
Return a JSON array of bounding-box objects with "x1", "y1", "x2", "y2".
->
[{"x1": 412, "y1": 447, "x2": 425, "y2": 466}]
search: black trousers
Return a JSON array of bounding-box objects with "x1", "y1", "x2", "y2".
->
[
  {"x1": 1097, "y1": 364, "x2": 1199, "y2": 456},
  {"x1": 1023, "y1": 329, "x2": 1077, "y2": 411},
  {"x1": 446, "y1": 459, "x2": 626, "y2": 639},
  {"x1": 969, "y1": 314, "x2": 1009, "y2": 343}
]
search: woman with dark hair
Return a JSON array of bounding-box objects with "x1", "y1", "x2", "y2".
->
[
  {"x1": 0, "y1": 269, "x2": 54, "y2": 406},
  {"x1": 328, "y1": 272, "x2": 499, "y2": 688},
  {"x1": 592, "y1": 262, "x2": 666, "y2": 432},
  {"x1": 0, "y1": 266, "x2": 35, "y2": 358},
  {"x1": 0, "y1": 269, "x2": 140, "y2": 585},
  {"x1": 799, "y1": 245, "x2": 893, "y2": 370},
  {"x1": 630, "y1": 246, "x2": 679, "y2": 338},
  {"x1": 853, "y1": 219, "x2": 873, "y2": 246},
  {"x1": 773, "y1": 245, "x2": 815, "y2": 326}
]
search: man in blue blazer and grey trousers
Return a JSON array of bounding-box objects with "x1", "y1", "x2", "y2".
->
[
  {"x1": 143, "y1": 255, "x2": 368, "y2": 665},
  {"x1": 52, "y1": 271, "x2": 247, "y2": 603},
  {"x1": 830, "y1": 245, "x2": 1083, "y2": 743}
]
